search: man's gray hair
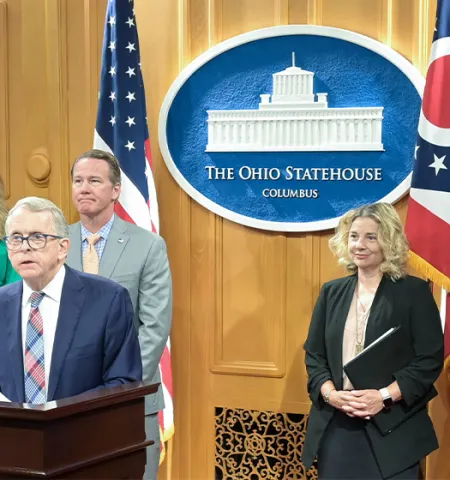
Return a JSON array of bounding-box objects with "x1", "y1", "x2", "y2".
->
[{"x1": 6, "y1": 197, "x2": 69, "y2": 238}]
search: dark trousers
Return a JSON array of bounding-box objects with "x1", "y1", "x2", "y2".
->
[{"x1": 318, "y1": 411, "x2": 420, "y2": 480}]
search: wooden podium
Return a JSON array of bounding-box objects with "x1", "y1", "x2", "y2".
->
[{"x1": 0, "y1": 381, "x2": 158, "y2": 478}]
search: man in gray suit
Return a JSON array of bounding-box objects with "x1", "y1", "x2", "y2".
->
[{"x1": 66, "y1": 149, "x2": 172, "y2": 480}]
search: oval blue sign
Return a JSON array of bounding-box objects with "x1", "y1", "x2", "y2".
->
[{"x1": 159, "y1": 26, "x2": 424, "y2": 232}]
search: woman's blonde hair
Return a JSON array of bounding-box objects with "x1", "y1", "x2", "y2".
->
[
  {"x1": 328, "y1": 202, "x2": 409, "y2": 280},
  {"x1": 0, "y1": 177, "x2": 8, "y2": 238}
]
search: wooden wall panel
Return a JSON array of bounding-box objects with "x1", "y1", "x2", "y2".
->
[
  {"x1": 20, "y1": 0, "x2": 50, "y2": 199},
  {"x1": 0, "y1": 1, "x2": 10, "y2": 199},
  {"x1": 305, "y1": 0, "x2": 322, "y2": 25},
  {"x1": 284, "y1": 234, "x2": 315, "y2": 411},
  {"x1": 390, "y1": 0, "x2": 416, "y2": 60},
  {"x1": 189, "y1": 0, "x2": 210, "y2": 58},
  {"x1": 1, "y1": 0, "x2": 107, "y2": 216},
  {"x1": 66, "y1": 0, "x2": 91, "y2": 222},
  {"x1": 45, "y1": 0, "x2": 71, "y2": 215},
  {"x1": 189, "y1": 200, "x2": 216, "y2": 477},
  {"x1": 414, "y1": 0, "x2": 437, "y2": 73},
  {"x1": 287, "y1": 0, "x2": 309, "y2": 24},
  {"x1": 221, "y1": 0, "x2": 278, "y2": 39},
  {"x1": 275, "y1": 0, "x2": 289, "y2": 25},
  {"x1": 66, "y1": 0, "x2": 100, "y2": 222},
  {"x1": 211, "y1": 220, "x2": 286, "y2": 376},
  {"x1": 5, "y1": 0, "x2": 24, "y2": 207},
  {"x1": 321, "y1": 0, "x2": 384, "y2": 38}
]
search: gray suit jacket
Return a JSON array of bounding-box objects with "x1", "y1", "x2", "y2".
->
[{"x1": 67, "y1": 216, "x2": 172, "y2": 415}]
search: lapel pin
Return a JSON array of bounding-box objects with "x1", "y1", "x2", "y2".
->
[{"x1": 118, "y1": 238, "x2": 124, "y2": 243}]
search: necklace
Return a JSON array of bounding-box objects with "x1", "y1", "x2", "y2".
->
[{"x1": 355, "y1": 288, "x2": 373, "y2": 354}]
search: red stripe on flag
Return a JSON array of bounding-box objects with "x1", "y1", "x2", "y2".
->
[
  {"x1": 158, "y1": 410, "x2": 164, "y2": 434},
  {"x1": 422, "y1": 56, "x2": 450, "y2": 129},
  {"x1": 160, "y1": 346, "x2": 173, "y2": 398},
  {"x1": 145, "y1": 138, "x2": 154, "y2": 171},
  {"x1": 405, "y1": 197, "x2": 450, "y2": 279},
  {"x1": 147, "y1": 208, "x2": 157, "y2": 233},
  {"x1": 114, "y1": 201, "x2": 135, "y2": 224},
  {"x1": 149, "y1": 217, "x2": 157, "y2": 234}
]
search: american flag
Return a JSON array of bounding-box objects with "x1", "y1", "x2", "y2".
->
[
  {"x1": 94, "y1": 0, "x2": 174, "y2": 460},
  {"x1": 405, "y1": 0, "x2": 450, "y2": 356}
]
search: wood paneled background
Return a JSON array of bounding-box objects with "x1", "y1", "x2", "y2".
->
[{"x1": 2, "y1": 0, "x2": 449, "y2": 479}]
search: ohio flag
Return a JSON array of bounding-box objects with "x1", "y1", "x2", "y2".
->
[{"x1": 406, "y1": 0, "x2": 450, "y2": 356}]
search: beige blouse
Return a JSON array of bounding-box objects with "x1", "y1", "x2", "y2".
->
[{"x1": 342, "y1": 292, "x2": 369, "y2": 390}]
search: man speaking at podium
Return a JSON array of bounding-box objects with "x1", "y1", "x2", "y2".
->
[{"x1": 0, "y1": 197, "x2": 142, "y2": 404}]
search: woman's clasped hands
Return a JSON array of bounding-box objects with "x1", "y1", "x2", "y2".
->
[{"x1": 328, "y1": 389, "x2": 384, "y2": 419}]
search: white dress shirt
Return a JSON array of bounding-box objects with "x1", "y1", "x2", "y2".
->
[{"x1": 21, "y1": 265, "x2": 66, "y2": 401}]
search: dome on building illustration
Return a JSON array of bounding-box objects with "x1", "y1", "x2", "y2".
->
[{"x1": 206, "y1": 54, "x2": 384, "y2": 152}]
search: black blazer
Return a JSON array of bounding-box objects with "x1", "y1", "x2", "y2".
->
[{"x1": 303, "y1": 274, "x2": 444, "y2": 478}]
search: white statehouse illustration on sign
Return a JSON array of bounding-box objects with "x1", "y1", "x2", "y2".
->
[{"x1": 206, "y1": 53, "x2": 384, "y2": 152}]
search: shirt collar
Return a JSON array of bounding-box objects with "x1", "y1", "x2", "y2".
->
[
  {"x1": 22, "y1": 264, "x2": 66, "y2": 306},
  {"x1": 81, "y1": 214, "x2": 115, "y2": 242}
]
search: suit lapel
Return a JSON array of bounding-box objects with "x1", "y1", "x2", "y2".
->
[
  {"x1": 67, "y1": 222, "x2": 83, "y2": 271},
  {"x1": 99, "y1": 217, "x2": 129, "y2": 279},
  {"x1": 47, "y1": 266, "x2": 84, "y2": 401},
  {"x1": 5, "y1": 283, "x2": 25, "y2": 402},
  {"x1": 364, "y1": 275, "x2": 393, "y2": 346},
  {"x1": 328, "y1": 275, "x2": 357, "y2": 389}
]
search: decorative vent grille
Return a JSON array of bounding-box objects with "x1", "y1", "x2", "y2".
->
[{"x1": 215, "y1": 407, "x2": 318, "y2": 479}]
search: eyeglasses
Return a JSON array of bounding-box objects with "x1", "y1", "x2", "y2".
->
[{"x1": 3, "y1": 234, "x2": 63, "y2": 251}]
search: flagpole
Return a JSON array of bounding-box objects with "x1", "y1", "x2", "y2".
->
[{"x1": 166, "y1": 436, "x2": 173, "y2": 480}]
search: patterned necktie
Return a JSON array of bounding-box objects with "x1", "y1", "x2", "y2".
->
[
  {"x1": 24, "y1": 292, "x2": 46, "y2": 404},
  {"x1": 83, "y1": 234, "x2": 101, "y2": 274}
]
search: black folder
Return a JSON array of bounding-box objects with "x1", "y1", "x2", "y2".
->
[{"x1": 343, "y1": 326, "x2": 436, "y2": 435}]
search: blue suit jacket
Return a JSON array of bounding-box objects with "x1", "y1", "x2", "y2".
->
[{"x1": 0, "y1": 265, "x2": 142, "y2": 403}]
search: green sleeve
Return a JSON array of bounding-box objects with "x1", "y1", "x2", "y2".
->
[
  {"x1": 0, "y1": 241, "x2": 20, "y2": 286},
  {"x1": 4, "y1": 258, "x2": 20, "y2": 284}
]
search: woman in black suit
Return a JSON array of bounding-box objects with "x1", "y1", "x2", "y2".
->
[{"x1": 303, "y1": 203, "x2": 444, "y2": 479}]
